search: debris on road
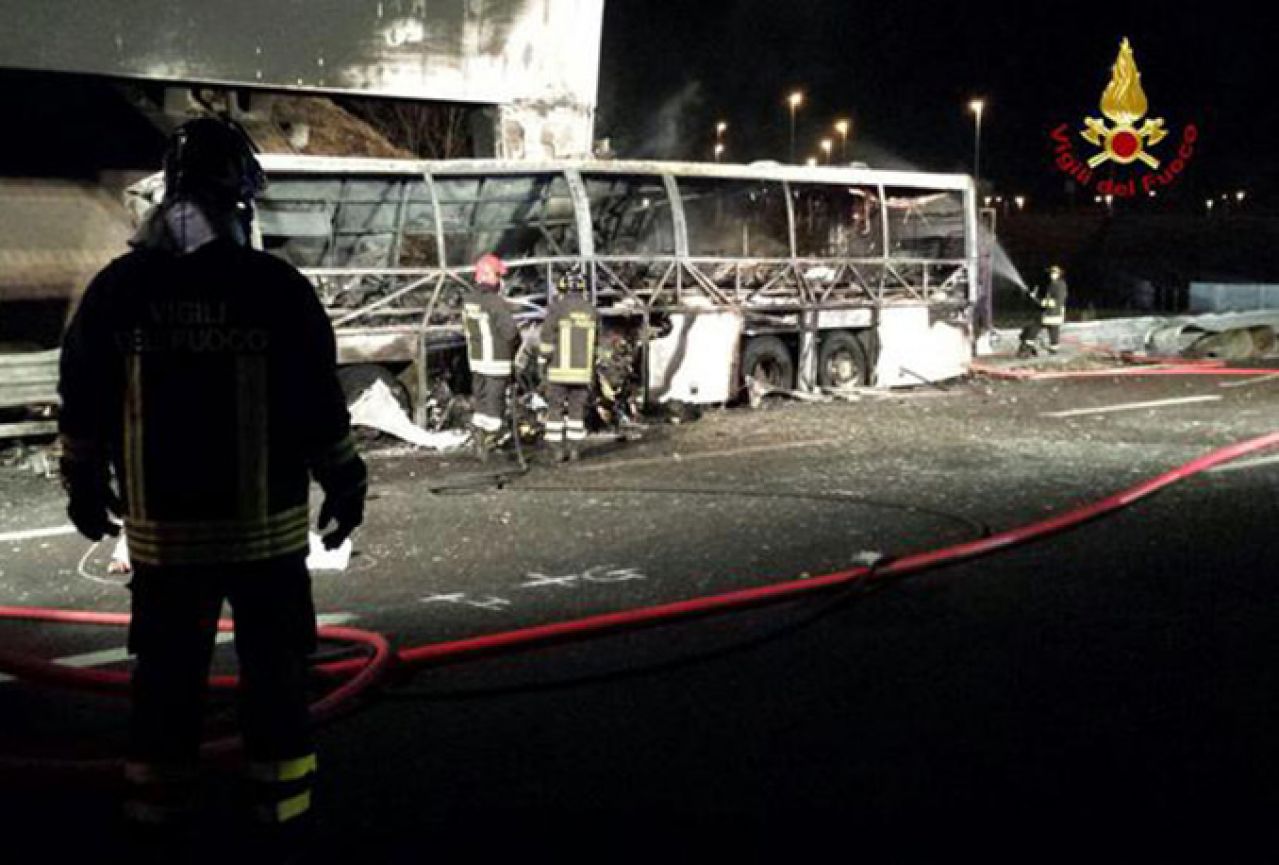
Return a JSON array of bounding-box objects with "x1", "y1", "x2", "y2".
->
[{"x1": 349, "y1": 380, "x2": 469, "y2": 451}]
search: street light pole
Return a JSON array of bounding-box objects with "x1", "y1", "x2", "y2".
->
[
  {"x1": 968, "y1": 99, "x2": 985, "y2": 192},
  {"x1": 788, "y1": 91, "x2": 804, "y2": 163}
]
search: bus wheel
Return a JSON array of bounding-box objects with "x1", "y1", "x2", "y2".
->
[
  {"x1": 817, "y1": 330, "x2": 870, "y2": 388},
  {"x1": 741, "y1": 335, "x2": 795, "y2": 391},
  {"x1": 337, "y1": 364, "x2": 412, "y2": 415}
]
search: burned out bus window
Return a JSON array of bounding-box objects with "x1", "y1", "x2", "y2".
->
[
  {"x1": 791, "y1": 184, "x2": 882, "y2": 258},
  {"x1": 883, "y1": 188, "x2": 966, "y2": 260},
  {"x1": 677, "y1": 178, "x2": 790, "y2": 259},
  {"x1": 256, "y1": 177, "x2": 340, "y2": 267},
  {"x1": 399, "y1": 180, "x2": 441, "y2": 267},
  {"x1": 434, "y1": 173, "x2": 579, "y2": 267},
  {"x1": 580, "y1": 174, "x2": 675, "y2": 255},
  {"x1": 333, "y1": 179, "x2": 402, "y2": 268}
]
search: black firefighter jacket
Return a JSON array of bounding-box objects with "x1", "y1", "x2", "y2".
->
[
  {"x1": 58, "y1": 239, "x2": 359, "y2": 567},
  {"x1": 539, "y1": 295, "x2": 599, "y2": 386},
  {"x1": 461, "y1": 288, "x2": 520, "y2": 377}
]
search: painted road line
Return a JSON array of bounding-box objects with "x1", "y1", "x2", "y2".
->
[
  {"x1": 570, "y1": 436, "x2": 848, "y2": 474},
  {"x1": 1205, "y1": 452, "x2": 1279, "y2": 474},
  {"x1": 1042, "y1": 395, "x2": 1222, "y2": 419},
  {"x1": 0, "y1": 612, "x2": 357, "y2": 685},
  {"x1": 0, "y1": 525, "x2": 78, "y2": 543},
  {"x1": 1219, "y1": 372, "x2": 1279, "y2": 389}
]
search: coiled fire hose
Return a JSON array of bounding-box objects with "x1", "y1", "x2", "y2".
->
[{"x1": 2, "y1": 361, "x2": 1277, "y2": 775}]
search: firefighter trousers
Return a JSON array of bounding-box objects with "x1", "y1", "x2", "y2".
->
[
  {"x1": 470, "y1": 374, "x2": 509, "y2": 434},
  {"x1": 544, "y1": 382, "x2": 590, "y2": 444},
  {"x1": 125, "y1": 553, "x2": 318, "y2": 827}
]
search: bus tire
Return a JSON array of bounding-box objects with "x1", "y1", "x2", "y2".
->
[
  {"x1": 741, "y1": 335, "x2": 795, "y2": 392},
  {"x1": 337, "y1": 364, "x2": 411, "y2": 414},
  {"x1": 817, "y1": 330, "x2": 870, "y2": 388}
]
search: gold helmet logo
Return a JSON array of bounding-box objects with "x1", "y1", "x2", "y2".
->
[{"x1": 1080, "y1": 39, "x2": 1169, "y2": 169}]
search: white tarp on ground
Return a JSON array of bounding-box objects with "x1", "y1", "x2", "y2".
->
[{"x1": 348, "y1": 379, "x2": 469, "y2": 450}]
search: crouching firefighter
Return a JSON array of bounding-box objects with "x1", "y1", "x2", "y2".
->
[
  {"x1": 463, "y1": 253, "x2": 520, "y2": 462},
  {"x1": 539, "y1": 269, "x2": 599, "y2": 462},
  {"x1": 57, "y1": 117, "x2": 367, "y2": 849}
]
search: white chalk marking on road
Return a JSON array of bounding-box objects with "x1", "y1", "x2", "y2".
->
[
  {"x1": 0, "y1": 612, "x2": 356, "y2": 685},
  {"x1": 419, "y1": 592, "x2": 511, "y2": 611},
  {"x1": 1219, "y1": 372, "x2": 1279, "y2": 389},
  {"x1": 1042, "y1": 395, "x2": 1221, "y2": 419},
  {"x1": 570, "y1": 436, "x2": 847, "y2": 474},
  {"x1": 520, "y1": 565, "x2": 647, "y2": 589},
  {"x1": 1206, "y1": 453, "x2": 1279, "y2": 475},
  {"x1": 0, "y1": 524, "x2": 78, "y2": 543}
]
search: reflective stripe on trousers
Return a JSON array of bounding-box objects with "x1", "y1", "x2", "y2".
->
[{"x1": 249, "y1": 753, "x2": 318, "y2": 824}]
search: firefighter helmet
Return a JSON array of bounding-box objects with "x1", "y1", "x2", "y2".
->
[
  {"x1": 162, "y1": 117, "x2": 265, "y2": 206},
  {"x1": 475, "y1": 253, "x2": 508, "y2": 287},
  {"x1": 557, "y1": 269, "x2": 588, "y2": 294}
]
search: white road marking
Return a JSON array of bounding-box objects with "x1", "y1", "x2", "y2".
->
[
  {"x1": 0, "y1": 525, "x2": 78, "y2": 543},
  {"x1": 1206, "y1": 453, "x2": 1279, "y2": 474},
  {"x1": 570, "y1": 436, "x2": 847, "y2": 473},
  {"x1": 1219, "y1": 372, "x2": 1279, "y2": 389},
  {"x1": 0, "y1": 612, "x2": 356, "y2": 685},
  {"x1": 1042, "y1": 395, "x2": 1222, "y2": 418}
]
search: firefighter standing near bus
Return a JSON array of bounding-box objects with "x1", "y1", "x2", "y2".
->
[
  {"x1": 539, "y1": 269, "x2": 600, "y2": 462},
  {"x1": 463, "y1": 253, "x2": 520, "y2": 461},
  {"x1": 1040, "y1": 265, "x2": 1069, "y2": 352},
  {"x1": 58, "y1": 117, "x2": 366, "y2": 854}
]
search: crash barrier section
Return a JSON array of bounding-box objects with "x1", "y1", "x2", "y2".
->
[
  {"x1": 2, "y1": 363, "x2": 1279, "y2": 775},
  {"x1": 0, "y1": 349, "x2": 59, "y2": 440}
]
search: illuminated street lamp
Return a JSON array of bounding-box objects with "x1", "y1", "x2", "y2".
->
[
  {"x1": 834, "y1": 119, "x2": 851, "y2": 163},
  {"x1": 820, "y1": 138, "x2": 833, "y2": 164},
  {"x1": 788, "y1": 91, "x2": 804, "y2": 163},
  {"x1": 968, "y1": 98, "x2": 985, "y2": 190}
]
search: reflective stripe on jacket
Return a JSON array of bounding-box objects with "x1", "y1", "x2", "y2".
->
[
  {"x1": 539, "y1": 296, "x2": 598, "y2": 386},
  {"x1": 1041, "y1": 278, "x2": 1068, "y2": 326},
  {"x1": 463, "y1": 290, "x2": 519, "y2": 377},
  {"x1": 58, "y1": 240, "x2": 355, "y2": 566}
]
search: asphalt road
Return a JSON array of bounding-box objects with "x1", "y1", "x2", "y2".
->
[{"x1": 2, "y1": 365, "x2": 1278, "y2": 860}]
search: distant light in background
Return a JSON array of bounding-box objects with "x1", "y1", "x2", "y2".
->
[
  {"x1": 1015, "y1": 195, "x2": 1026, "y2": 211},
  {"x1": 820, "y1": 138, "x2": 832, "y2": 164},
  {"x1": 834, "y1": 118, "x2": 851, "y2": 162},
  {"x1": 714, "y1": 142, "x2": 725, "y2": 162},
  {"x1": 1206, "y1": 198, "x2": 1215, "y2": 212},
  {"x1": 1236, "y1": 190, "x2": 1247, "y2": 203},
  {"x1": 805, "y1": 156, "x2": 818, "y2": 167},
  {"x1": 788, "y1": 90, "x2": 804, "y2": 163}
]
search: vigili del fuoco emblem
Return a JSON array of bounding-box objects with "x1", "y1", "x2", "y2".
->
[{"x1": 1050, "y1": 38, "x2": 1198, "y2": 198}]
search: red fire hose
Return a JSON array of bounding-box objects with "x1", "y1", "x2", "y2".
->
[{"x1": 3, "y1": 362, "x2": 1277, "y2": 775}]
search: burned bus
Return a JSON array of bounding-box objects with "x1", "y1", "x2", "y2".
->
[{"x1": 128, "y1": 156, "x2": 979, "y2": 424}]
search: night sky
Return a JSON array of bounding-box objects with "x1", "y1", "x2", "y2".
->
[{"x1": 597, "y1": 1, "x2": 1275, "y2": 207}]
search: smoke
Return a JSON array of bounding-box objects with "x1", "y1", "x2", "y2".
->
[{"x1": 626, "y1": 81, "x2": 705, "y2": 160}]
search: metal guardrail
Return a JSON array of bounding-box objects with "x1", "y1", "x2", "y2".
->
[{"x1": 0, "y1": 349, "x2": 59, "y2": 440}]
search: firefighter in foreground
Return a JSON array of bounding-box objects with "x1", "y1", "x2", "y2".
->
[
  {"x1": 539, "y1": 269, "x2": 600, "y2": 462},
  {"x1": 58, "y1": 118, "x2": 366, "y2": 849},
  {"x1": 1019, "y1": 264, "x2": 1070, "y2": 356},
  {"x1": 462, "y1": 253, "x2": 520, "y2": 461}
]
